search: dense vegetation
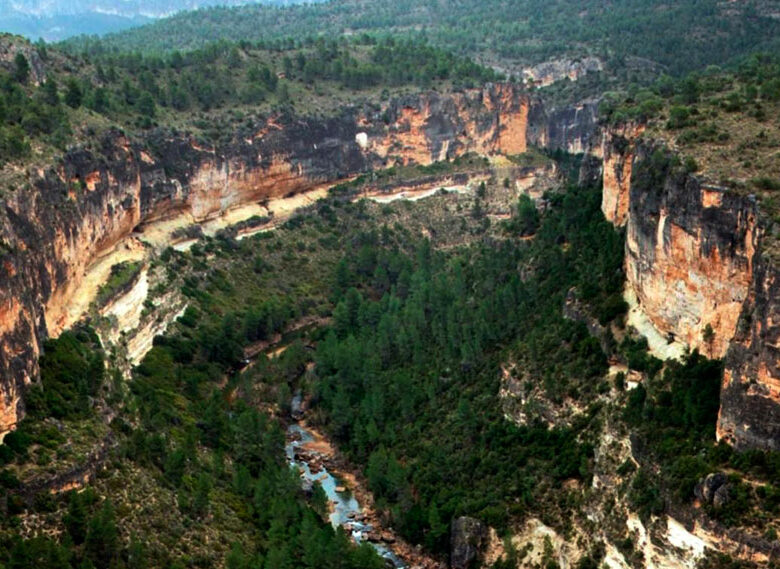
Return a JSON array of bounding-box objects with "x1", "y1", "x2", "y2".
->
[
  {"x1": 0, "y1": 0, "x2": 324, "y2": 43},
  {"x1": 0, "y1": 329, "x2": 106, "y2": 468},
  {"x1": 601, "y1": 53, "x2": 780, "y2": 126},
  {"x1": 0, "y1": 256, "x2": 383, "y2": 568},
  {"x1": 623, "y1": 352, "x2": 780, "y2": 532},
  {"x1": 66, "y1": 36, "x2": 498, "y2": 129},
  {"x1": 307, "y1": 180, "x2": 625, "y2": 553},
  {"x1": 0, "y1": 51, "x2": 70, "y2": 165},
  {"x1": 69, "y1": 0, "x2": 780, "y2": 76}
]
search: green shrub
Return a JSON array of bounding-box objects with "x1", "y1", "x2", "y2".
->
[{"x1": 667, "y1": 105, "x2": 693, "y2": 129}]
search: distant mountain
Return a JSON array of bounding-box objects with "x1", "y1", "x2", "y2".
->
[{"x1": 0, "y1": 0, "x2": 322, "y2": 41}]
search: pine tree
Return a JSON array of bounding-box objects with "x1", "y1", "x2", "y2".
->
[
  {"x1": 426, "y1": 503, "x2": 447, "y2": 553},
  {"x1": 13, "y1": 53, "x2": 30, "y2": 83},
  {"x1": 63, "y1": 491, "x2": 90, "y2": 545},
  {"x1": 84, "y1": 501, "x2": 119, "y2": 569},
  {"x1": 127, "y1": 535, "x2": 147, "y2": 569},
  {"x1": 137, "y1": 92, "x2": 156, "y2": 118},
  {"x1": 64, "y1": 79, "x2": 83, "y2": 109},
  {"x1": 278, "y1": 82, "x2": 291, "y2": 104},
  {"x1": 41, "y1": 80, "x2": 59, "y2": 106},
  {"x1": 192, "y1": 473, "x2": 212, "y2": 517},
  {"x1": 92, "y1": 88, "x2": 109, "y2": 113}
]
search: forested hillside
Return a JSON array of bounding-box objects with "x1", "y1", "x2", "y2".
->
[{"x1": 68, "y1": 0, "x2": 780, "y2": 76}]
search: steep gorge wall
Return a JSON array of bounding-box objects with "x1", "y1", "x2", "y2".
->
[
  {"x1": 720, "y1": 253, "x2": 780, "y2": 450},
  {"x1": 528, "y1": 99, "x2": 600, "y2": 155},
  {"x1": 624, "y1": 146, "x2": 757, "y2": 359},
  {"x1": 602, "y1": 129, "x2": 780, "y2": 450},
  {"x1": 0, "y1": 83, "x2": 595, "y2": 437}
]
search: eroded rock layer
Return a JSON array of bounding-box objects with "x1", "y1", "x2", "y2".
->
[
  {"x1": 720, "y1": 254, "x2": 780, "y2": 450},
  {"x1": 601, "y1": 128, "x2": 780, "y2": 450},
  {"x1": 0, "y1": 83, "x2": 595, "y2": 436},
  {"x1": 625, "y1": 145, "x2": 757, "y2": 359}
]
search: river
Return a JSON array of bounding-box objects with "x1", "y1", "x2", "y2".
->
[{"x1": 285, "y1": 395, "x2": 405, "y2": 568}]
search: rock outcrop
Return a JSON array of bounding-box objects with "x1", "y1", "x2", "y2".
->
[
  {"x1": 625, "y1": 146, "x2": 757, "y2": 359},
  {"x1": 0, "y1": 35, "x2": 47, "y2": 85},
  {"x1": 450, "y1": 516, "x2": 488, "y2": 569},
  {"x1": 720, "y1": 251, "x2": 780, "y2": 450},
  {"x1": 694, "y1": 472, "x2": 730, "y2": 507},
  {"x1": 601, "y1": 124, "x2": 644, "y2": 226},
  {"x1": 600, "y1": 127, "x2": 780, "y2": 451},
  {"x1": 0, "y1": 82, "x2": 596, "y2": 437},
  {"x1": 521, "y1": 57, "x2": 604, "y2": 88}
]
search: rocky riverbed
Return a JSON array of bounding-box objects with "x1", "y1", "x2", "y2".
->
[{"x1": 285, "y1": 396, "x2": 444, "y2": 569}]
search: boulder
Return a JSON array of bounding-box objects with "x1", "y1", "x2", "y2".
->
[
  {"x1": 694, "y1": 472, "x2": 728, "y2": 504},
  {"x1": 713, "y1": 483, "x2": 732, "y2": 509}
]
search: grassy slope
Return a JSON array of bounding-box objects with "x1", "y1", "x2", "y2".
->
[{"x1": 602, "y1": 56, "x2": 780, "y2": 255}]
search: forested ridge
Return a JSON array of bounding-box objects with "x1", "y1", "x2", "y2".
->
[
  {"x1": 0, "y1": 0, "x2": 326, "y2": 42},
  {"x1": 0, "y1": 35, "x2": 497, "y2": 172},
  {"x1": 66, "y1": 0, "x2": 780, "y2": 76}
]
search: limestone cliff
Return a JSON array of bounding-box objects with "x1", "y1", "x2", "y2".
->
[
  {"x1": 720, "y1": 251, "x2": 780, "y2": 450},
  {"x1": 624, "y1": 145, "x2": 757, "y2": 359},
  {"x1": 527, "y1": 98, "x2": 600, "y2": 156},
  {"x1": 600, "y1": 128, "x2": 780, "y2": 450},
  {"x1": 0, "y1": 82, "x2": 590, "y2": 436},
  {"x1": 601, "y1": 124, "x2": 643, "y2": 226}
]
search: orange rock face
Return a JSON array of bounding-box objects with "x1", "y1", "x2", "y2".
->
[
  {"x1": 600, "y1": 131, "x2": 780, "y2": 450},
  {"x1": 0, "y1": 297, "x2": 35, "y2": 437},
  {"x1": 0, "y1": 83, "x2": 539, "y2": 437},
  {"x1": 601, "y1": 125, "x2": 644, "y2": 226},
  {"x1": 719, "y1": 254, "x2": 780, "y2": 450},
  {"x1": 602, "y1": 132, "x2": 756, "y2": 360},
  {"x1": 362, "y1": 83, "x2": 531, "y2": 164},
  {"x1": 625, "y1": 206, "x2": 756, "y2": 358},
  {"x1": 387, "y1": 105, "x2": 438, "y2": 165},
  {"x1": 492, "y1": 83, "x2": 529, "y2": 155}
]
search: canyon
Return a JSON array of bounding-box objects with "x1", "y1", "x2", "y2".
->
[
  {"x1": 0, "y1": 82, "x2": 596, "y2": 438},
  {"x1": 2, "y1": 76, "x2": 780, "y2": 454},
  {"x1": 0, "y1": 78, "x2": 778, "y2": 569}
]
